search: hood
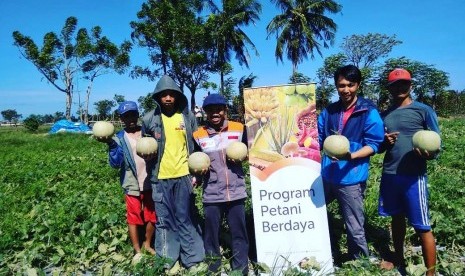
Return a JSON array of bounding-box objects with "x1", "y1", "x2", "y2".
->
[{"x1": 152, "y1": 75, "x2": 188, "y2": 111}]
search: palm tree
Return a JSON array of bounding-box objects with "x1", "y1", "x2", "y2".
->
[
  {"x1": 206, "y1": 0, "x2": 262, "y2": 93},
  {"x1": 267, "y1": 0, "x2": 341, "y2": 74}
]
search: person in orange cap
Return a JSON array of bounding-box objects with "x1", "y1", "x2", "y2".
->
[{"x1": 378, "y1": 68, "x2": 440, "y2": 276}]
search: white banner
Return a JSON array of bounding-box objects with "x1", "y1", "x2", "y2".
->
[{"x1": 244, "y1": 84, "x2": 333, "y2": 274}]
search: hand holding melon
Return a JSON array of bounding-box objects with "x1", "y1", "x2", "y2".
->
[
  {"x1": 412, "y1": 130, "x2": 441, "y2": 159},
  {"x1": 323, "y1": 134, "x2": 350, "y2": 160},
  {"x1": 225, "y1": 141, "x2": 248, "y2": 163},
  {"x1": 188, "y1": 152, "x2": 211, "y2": 174},
  {"x1": 92, "y1": 121, "x2": 115, "y2": 143},
  {"x1": 136, "y1": 137, "x2": 158, "y2": 159}
]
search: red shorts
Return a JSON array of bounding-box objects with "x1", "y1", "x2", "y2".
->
[{"x1": 125, "y1": 190, "x2": 156, "y2": 225}]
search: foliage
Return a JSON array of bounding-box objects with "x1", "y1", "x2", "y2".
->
[
  {"x1": 1, "y1": 109, "x2": 22, "y2": 123},
  {"x1": 22, "y1": 115, "x2": 42, "y2": 131},
  {"x1": 236, "y1": 73, "x2": 258, "y2": 122},
  {"x1": 94, "y1": 99, "x2": 116, "y2": 119},
  {"x1": 267, "y1": 0, "x2": 341, "y2": 73},
  {"x1": 316, "y1": 53, "x2": 346, "y2": 110},
  {"x1": 377, "y1": 57, "x2": 450, "y2": 110},
  {"x1": 205, "y1": 0, "x2": 262, "y2": 94},
  {"x1": 12, "y1": 17, "x2": 131, "y2": 121},
  {"x1": 1, "y1": 119, "x2": 464, "y2": 274},
  {"x1": 289, "y1": 71, "x2": 311, "y2": 84},
  {"x1": 130, "y1": 0, "x2": 215, "y2": 110},
  {"x1": 340, "y1": 33, "x2": 401, "y2": 69}
]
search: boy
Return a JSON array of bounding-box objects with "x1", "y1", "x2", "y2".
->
[
  {"x1": 317, "y1": 65, "x2": 385, "y2": 260},
  {"x1": 193, "y1": 93, "x2": 249, "y2": 275},
  {"x1": 141, "y1": 75, "x2": 205, "y2": 269},
  {"x1": 96, "y1": 101, "x2": 156, "y2": 264},
  {"x1": 378, "y1": 68, "x2": 439, "y2": 276}
]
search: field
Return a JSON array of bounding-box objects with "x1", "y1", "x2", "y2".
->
[{"x1": 0, "y1": 118, "x2": 464, "y2": 275}]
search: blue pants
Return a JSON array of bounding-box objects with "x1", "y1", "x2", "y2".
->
[
  {"x1": 324, "y1": 181, "x2": 369, "y2": 260},
  {"x1": 152, "y1": 176, "x2": 205, "y2": 268},
  {"x1": 203, "y1": 199, "x2": 249, "y2": 275}
]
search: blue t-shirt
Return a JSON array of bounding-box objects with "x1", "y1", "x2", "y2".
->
[{"x1": 381, "y1": 101, "x2": 440, "y2": 175}]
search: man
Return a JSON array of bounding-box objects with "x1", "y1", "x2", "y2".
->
[
  {"x1": 317, "y1": 65, "x2": 385, "y2": 260},
  {"x1": 192, "y1": 94, "x2": 249, "y2": 275},
  {"x1": 378, "y1": 68, "x2": 439, "y2": 276},
  {"x1": 141, "y1": 75, "x2": 204, "y2": 269}
]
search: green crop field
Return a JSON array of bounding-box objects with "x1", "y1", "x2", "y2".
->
[{"x1": 0, "y1": 118, "x2": 464, "y2": 275}]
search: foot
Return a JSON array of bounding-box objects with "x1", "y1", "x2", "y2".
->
[
  {"x1": 132, "y1": 252, "x2": 143, "y2": 265},
  {"x1": 142, "y1": 242, "x2": 156, "y2": 255},
  {"x1": 379, "y1": 260, "x2": 395, "y2": 270}
]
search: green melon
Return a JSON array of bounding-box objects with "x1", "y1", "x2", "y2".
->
[
  {"x1": 226, "y1": 141, "x2": 248, "y2": 162},
  {"x1": 412, "y1": 130, "x2": 441, "y2": 153},
  {"x1": 188, "y1": 152, "x2": 211, "y2": 173},
  {"x1": 323, "y1": 135, "x2": 350, "y2": 159},
  {"x1": 92, "y1": 121, "x2": 114, "y2": 138},
  {"x1": 136, "y1": 137, "x2": 158, "y2": 155}
]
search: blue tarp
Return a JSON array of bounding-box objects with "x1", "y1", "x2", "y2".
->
[{"x1": 49, "y1": 119, "x2": 92, "y2": 134}]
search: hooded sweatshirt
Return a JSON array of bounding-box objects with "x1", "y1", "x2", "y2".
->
[{"x1": 141, "y1": 75, "x2": 198, "y2": 183}]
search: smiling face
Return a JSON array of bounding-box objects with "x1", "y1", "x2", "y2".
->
[
  {"x1": 204, "y1": 104, "x2": 227, "y2": 128},
  {"x1": 336, "y1": 76, "x2": 359, "y2": 108}
]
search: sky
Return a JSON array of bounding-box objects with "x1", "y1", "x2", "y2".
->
[{"x1": 1, "y1": 0, "x2": 464, "y2": 118}]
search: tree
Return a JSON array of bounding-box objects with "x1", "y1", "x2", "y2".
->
[
  {"x1": 131, "y1": 0, "x2": 215, "y2": 110},
  {"x1": 316, "y1": 53, "x2": 346, "y2": 110},
  {"x1": 75, "y1": 27, "x2": 131, "y2": 123},
  {"x1": 13, "y1": 16, "x2": 130, "y2": 120},
  {"x1": 341, "y1": 33, "x2": 401, "y2": 68},
  {"x1": 94, "y1": 99, "x2": 116, "y2": 119},
  {"x1": 378, "y1": 57, "x2": 449, "y2": 110},
  {"x1": 316, "y1": 33, "x2": 402, "y2": 107},
  {"x1": 289, "y1": 71, "x2": 311, "y2": 84},
  {"x1": 267, "y1": 0, "x2": 341, "y2": 74},
  {"x1": 206, "y1": 0, "x2": 262, "y2": 93},
  {"x1": 236, "y1": 73, "x2": 257, "y2": 121},
  {"x1": 1, "y1": 109, "x2": 22, "y2": 124}
]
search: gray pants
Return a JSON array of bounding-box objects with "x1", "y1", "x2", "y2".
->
[
  {"x1": 152, "y1": 176, "x2": 205, "y2": 268},
  {"x1": 324, "y1": 181, "x2": 369, "y2": 260}
]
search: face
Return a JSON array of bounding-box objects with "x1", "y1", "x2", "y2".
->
[
  {"x1": 159, "y1": 90, "x2": 177, "y2": 110},
  {"x1": 336, "y1": 76, "x2": 359, "y2": 107},
  {"x1": 387, "y1": 80, "x2": 411, "y2": 100},
  {"x1": 120, "y1": 111, "x2": 139, "y2": 129},
  {"x1": 204, "y1": 104, "x2": 226, "y2": 127}
]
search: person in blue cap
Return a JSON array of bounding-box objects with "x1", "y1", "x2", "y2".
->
[
  {"x1": 193, "y1": 93, "x2": 249, "y2": 275},
  {"x1": 95, "y1": 101, "x2": 156, "y2": 265},
  {"x1": 140, "y1": 75, "x2": 205, "y2": 270}
]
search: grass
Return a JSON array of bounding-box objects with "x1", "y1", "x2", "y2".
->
[{"x1": 0, "y1": 118, "x2": 464, "y2": 275}]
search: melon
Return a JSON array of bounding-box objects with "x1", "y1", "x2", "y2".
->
[
  {"x1": 136, "y1": 137, "x2": 158, "y2": 155},
  {"x1": 226, "y1": 141, "x2": 248, "y2": 162},
  {"x1": 92, "y1": 121, "x2": 115, "y2": 138},
  {"x1": 188, "y1": 152, "x2": 211, "y2": 173},
  {"x1": 323, "y1": 135, "x2": 350, "y2": 159},
  {"x1": 412, "y1": 130, "x2": 441, "y2": 153}
]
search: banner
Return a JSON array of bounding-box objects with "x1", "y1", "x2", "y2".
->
[{"x1": 244, "y1": 84, "x2": 333, "y2": 274}]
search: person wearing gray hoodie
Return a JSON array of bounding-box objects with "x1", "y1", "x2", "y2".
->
[{"x1": 141, "y1": 75, "x2": 204, "y2": 269}]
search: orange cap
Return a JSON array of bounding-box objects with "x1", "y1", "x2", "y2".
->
[{"x1": 388, "y1": 68, "x2": 412, "y2": 85}]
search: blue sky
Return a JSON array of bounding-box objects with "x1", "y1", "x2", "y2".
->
[{"x1": 1, "y1": 0, "x2": 464, "y2": 118}]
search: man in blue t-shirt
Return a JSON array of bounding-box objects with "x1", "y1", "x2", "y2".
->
[{"x1": 378, "y1": 68, "x2": 440, "y2": 276}]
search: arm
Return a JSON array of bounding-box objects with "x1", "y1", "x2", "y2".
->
[
  {"x1": 108, "y1": 137, "x2": 124, "y2": 168},
  {"x1": 357, "y1": 108, "x2": 385, "y2": 158}
]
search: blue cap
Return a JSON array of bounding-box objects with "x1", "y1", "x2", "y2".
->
[
  {"x1": 202, "y1": 94, "x2": 227, "y2": 108},
  {"x1": 118, "y1": 101, "x2": 139, "y2": 115}
]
